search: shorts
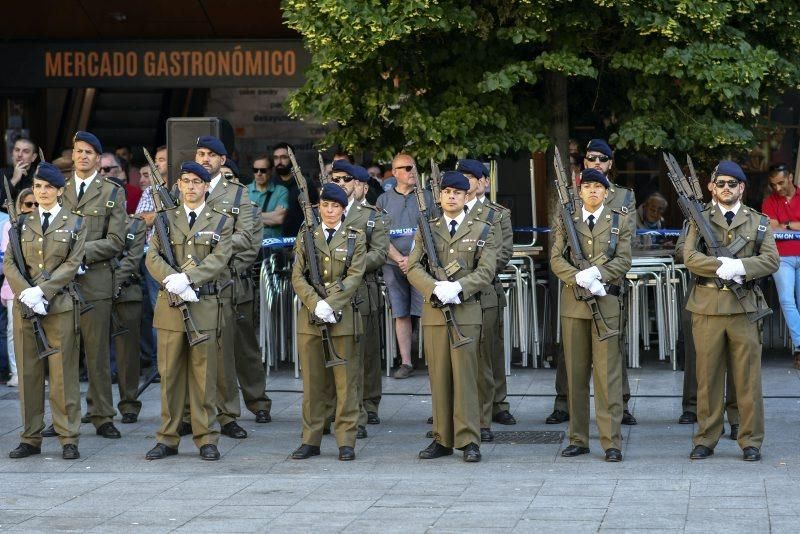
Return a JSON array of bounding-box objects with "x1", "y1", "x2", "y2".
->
[{"x1": 382, "y1": 263, "x2": 423, "y2": 318}]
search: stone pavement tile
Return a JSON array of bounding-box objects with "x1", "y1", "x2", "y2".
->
[
  {"x1": 136, "y1": 498, "x2": 220, "y2": 514},
  {"x1": 158, "y1": 477, "x2": 256, "y2": 500},
  {"x1": 606, "y1": 502, "x2": 687, "y2": 515},
  {"x1": 687, "y1": 496, "x2": 767, "y2": 510},
  {"x1": 512, "y1": 519, "x2": 601, "y2": 533},
  {"x1": 458, "y1": 482, "x2": 542, "y2": 502},
  {"x1": 684, "y1": 518, "x2": 770, "y2": 533},
  {"x1": 610, "y1": 489, "x2": 689, "y2": 504},
  {"x1": 539, "y1": 480, "x2": 616, "y2": 497},
  {"x1": 523, "y1": 507, "x2": 607, "y2": 522},
  {"x1": 0, "y1": 496, "x2": 72, "y2": 510},
  {"x1": 286, "y1": 499, "x2": 375, "y2": 514},
  {"x1": 90, "y1": 510, "x2": 197, "y2": 530},
  {"x1": 766, "y1": 501, "x2": 800, "y2": 516},
  {"x1": 172, "y1": 516, "x2": 265, "y2": 532},
  {"x1": 770, "y1": 515, "x2": 800, "y2": 533},
  {"x1": 530, "y1": 495, "x2": 611, "y2": 509},
  {"x1": 357, "y1": 505, "x2": 444, "y2": 521},
  {"x1": 599, "y1": 530, "x2": 683, "y2": 534},
  {"x1": 0, "y1": 509, "x2": 39, "y2": 526},
  {"x1": 219, "y1": 488, "x2": 315, "y2": 507},
  {"x1": 199, "y1": 505, "x2": 288, "y2": 520},
  {"x1": 433, "y1": 528, "x2": 518, "y2": 534},
  {"x1": 11, "y1": 514, "x2": 107, "y2": 531},
  {"x1": 387, "y1": 480, "x2": 468, "y2": 495},
  {"x1": 433, "y1": 508, "x2": 522, "y2": 529},
  {"x1": 600, "y1": 511, "x2": 686, "y2": 529},
  {"x1": 372, "y1": 492, "x2": 457, "y2": 508},
  {"x1": 37, "y1": 497, "x2": 134, "y2": 518},
  {"x1": 305, "y1": 486, "x2": 387, "y2": 501},
  {"x1": 689, "y1": 482, "x2": 766, "y2": 497},
  {"x1": 345, "y1": 519, "x2": 432, "y2": 534},
  {"x1": 262, "y1": 512, "x2": 359, "y2": 533},
  {"x1": 686, "y1": 508, "x2": 768, "y2": 521},
  {"x1": 612, "y1": 479, "x2": 690, "y2": 491}
]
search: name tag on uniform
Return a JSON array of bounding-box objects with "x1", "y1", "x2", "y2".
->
[{"x1": 334, "y1": 247, "x2": 347, "y2": 253}]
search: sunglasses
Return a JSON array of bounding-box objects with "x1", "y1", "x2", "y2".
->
[
  {"x1": 585, "y1": 155, "x2": 610, "y2": 163},
  {"x1": 253, "y1": 167, "x2": 270, "y2": 174},
  {"x1": 99, "y1": 165, "x2": 119, "y2": 173},
  {"x1": 393, "y1": 165, "x2": 414, "y2": 172},
  {"x1": 714, "y1": 179, "x2": 740, "y2": 189},
  {"x1": 331, "y1": 175, "x2": 355, "y2": 183},
  {"x1": 23, "y1": 201, "x2": 38, "y2": 208}
]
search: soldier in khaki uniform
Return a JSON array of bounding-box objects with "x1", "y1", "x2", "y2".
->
[
  {"x1": 111, "y1": 214, "x2": 147, "y2": 423},
  {"x1": 684, "y1": 161, "x2": 778, "y2": 462},
  {"x1": 408, "y1": 171, "x2": 496, "y2": 463},
  {"x1": 145, "y1": 162, "x2": 234, "y2": 461},
  {"x1": 7, "y1": 163, "x2": 86, "y2": 460},
  {"x1": 61, "y1": 131, "x2": 126, "y2": 439},
  {"x1": 550, "y1": 169, "x2": 632, "y2": 462},
  {"x1": 291, "y1": 183, "x2": 367, "y2": 461},
  {"x1": 548, "y1": 139, "x2": 637, "y2": 426}
]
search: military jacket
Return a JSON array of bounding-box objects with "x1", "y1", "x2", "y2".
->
[
  {"x1": 145, "y1": 206, "x2": 234, "y2": 332},
  {"x1": 291, "y1": 224, "x2": 367, "y2": 337},
  {"x1": 464, "y1": 201, "x2": 501, "y2": 310},
  {"x1": 407, "y1": 215, "x2": 497, "y2": 327},
  {"x1": 684, "y1": 204, "x2": 778, "y2": 316},
  {"x1": 550, "y1": 205, "x2": 632, "y2": 319},
  {"x1": 112, "y1": 215, "x2": 146, "y2": 304},
  {"x1": 230, "y1": 202, "x2": 262, "y2": 305},
  {"x1": 343, "y1": 200, "x2": 389, "y2": 314},
  {"x1": 605, "y1": 183, "x2": 637, "y2": 235},
  {"x1": 4, "y1": 210, "x2": 86, "y2": 314},
  {"x1": 62, "y1": 174, "x2": 126, "y2": 300}
]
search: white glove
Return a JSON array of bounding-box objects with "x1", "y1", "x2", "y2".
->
[
  {"x1": 32, "y1": 300, "x2": 48, "y2": 316},
  {"x1": 178, "y1": 287, "x2": 199, "y2": 302},
  {"x1": 77, "y1": 264, "x2": 86, "y2": 275},
  {"x1": 314, "y1": 300, "x2": 336, "y2": 323},
  {"x1": 733, "y1": 274, "x2": 745, "y2": 285},
  {"x1": 433, "y1": 281, "x2": 462, "y2": 304},
  {"x1": 19, "y1": 286, "x2": 45, "y2": 308},
  {"x1": 575, "y1": 266, "x2": 602, "y2": 288},
  {"x1": 164, "y1": 273, "x2": 191, "y2": 294},
  {"x1": 716, "y1": 258, "x2": 746, "y2": 280},
  {"x1": 587, "y1": 278, "x2": 607, "y2": 297}
]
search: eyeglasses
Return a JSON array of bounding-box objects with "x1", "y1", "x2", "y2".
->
[
  {"x1": 180, "y1": 178, "x2": 205, "y2": 187},
  {"x1": 99, "y1": 165, "x2": 119, "y2": 173},
  {"x1": 22, "y1": 201, "x2": 38, "y2": 208},
  {"x1": 585, "y1": 155, "x2": 610, "y2": 163},
  {"x1": 714, "y1": 180, "x2": 740, "y2": 189},
  {"x1": 253, "y1": 167, "x2": 270, "y2": 174},
  {"x1": 393, "y1": 165, "x2": 414, "y2": 172},
  {"x1": 331, "y1": 175, "x2": 355, "y2": 183}
]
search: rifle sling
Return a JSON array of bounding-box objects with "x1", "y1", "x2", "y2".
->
[{"x1": 102, "y1": 185, "x2": 120, "y2": 239}]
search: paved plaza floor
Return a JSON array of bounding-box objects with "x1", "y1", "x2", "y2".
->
[{"x1": 1, "y1": 351, "x2": 799, "y2": 533}]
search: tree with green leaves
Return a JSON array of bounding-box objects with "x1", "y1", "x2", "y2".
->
[{"x1": 283, "y1": 0, "x2": 800, "y2": 164}]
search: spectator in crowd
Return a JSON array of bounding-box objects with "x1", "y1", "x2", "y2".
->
[
  {"x1": 762, "y1": 163, "x2": 800, "y2": 369},
  {"x1": 51, "y1": 156, "x2": 73, "y2": 180},
  {"x1": 248, "y1": 155, "x2": 289, "y2": 239},
  {"x1": 272, "y1": 142, "x2": 319, "y2": 237},
  {"x1": 635, "y1": 192, "x2": 669, "y2": 248},
  {"x1": 365, "y1": 164, "x2": 385, "y2": 205},
  {"x1": 100, "y1": 152, "x2": 141, "y2": 214},
  {"x1": 2, "y1": 138, "x2": 38, "y2": 206},
  {"x1": 115, "y1": 145, "x2": 140, "y2": 187},
  {"x1": 139, "y1": 164, "x2": 152, "y2": 190}
]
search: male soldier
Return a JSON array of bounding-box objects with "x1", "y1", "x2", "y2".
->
[
  {"x1": 187, "y1": 135, "x2": 253, "y2": 439},
  {"x1": 144, "y1": 162, "x2": 234, "y2": 461},
  {"x1": 61, "y1": 131, "x2": 126, "y2": 439},
  {"x1": 684, "y1": 161, "x2": 778, "y2": 462},
  {"x1": 550, "y1": 169, "x2": 632, "y2": 462},
  {"x1": 332, "y1": 161, "x2": 389, "y2": 436},
  {"x1": 547, "y1": 139, "x2": 638, "y2": 426},
  {"x1": 6, "y1": 162, "x2": 86, "y2": 460},
  {"x1": 408, "y1": 171, "x2": 497, "y2": 463},
  {"x1": 290, "y1": 183, "x2": 367, "y2": 461},
  {"x1": 111, "y1": 214, "x2": 147, "y2": 423}
]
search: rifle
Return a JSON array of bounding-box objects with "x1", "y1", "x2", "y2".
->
[
  {"x1": 287, "y1": 147, "x2": 346, "y2": 367},
  {"x1": 144, "y1": 150, "x2": 209, "y2": 346},
  {"x1": 413, "y1": 185, "x2": 473, "y2": 348},
  {"x1": 429, "y1": 159, "x2": 442, "y2": 209},
  {"x1": 664, "y1": 152, "x2": 770, "y2": 323},
  {"x1": 3, "y1": 176, "x2": 58, "y2": 359},
  {"x1": 318, "y1": 152, "x2": 330, "y2": 185},
  {"x1": 553, "y1": 148, "x2": 619, "y2": 341}
]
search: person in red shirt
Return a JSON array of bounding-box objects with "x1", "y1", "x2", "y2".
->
[
  {"x1": 761, "y1": 163, "x2": 800, "y2": 369},
  {"x1": 99, "y1": 153, "x2": 141, "y2": 215}
]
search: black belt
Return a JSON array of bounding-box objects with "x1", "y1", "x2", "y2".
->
[
  {"x1": 606, "y1": 284, "x2": 621, "y2": 297},
  {"x1": 197, "y1": 283, "x2": 218, "y2": 296},
  {"x1": 696, "y1": 276, "x2": 754, "y2": 290}
]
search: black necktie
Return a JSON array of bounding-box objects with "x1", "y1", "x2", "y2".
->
[
  {"x1": 464, "y1": 205, "x2": 469, "y2": 214},
  {"x1": 587, "y1": 214, "x2": 595, "y2": 231},
  {"x1": 188, "y1": 211, "x2": 197, "y2": 229},
  {"x1": 725, "y1": 211, "x2": 734, "y2": 226},
  {"x1": 41, "y1": 212, "x2": 50, "y2": 233},
  {"x1": 326, "y1": 228, "x2": 335, "y2": 244},
  {"x1": 449, "y1": 220, "x2": 457, "y2": 237},
  {"x1": 205, "y1": 191, "x2": 210, "y2": 201},
  {"x1": 77, "y1": 182, "x2": 86, "y2": 203}
]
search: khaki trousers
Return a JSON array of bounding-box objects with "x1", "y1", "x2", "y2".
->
[
  {"x1": 113, "y1": 300, "x2": 142, "y2": 416},
  {"x1": 478, "y1": 306, "x2": 498, "y2": 427},
  {"x1": 359, "y1": 310, "x2": 382, "y2": 425},
  {"x1": 234, "y1": 298, "x2": 271, "y2": 414},
  {"x1": 83, "y1": 298, "x2": 115, "y2": 427}
]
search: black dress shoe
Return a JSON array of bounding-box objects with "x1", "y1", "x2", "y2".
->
[
  {"x1": 463, "y1": 443, "x2": 481, "y2": 462},
  {"x1": 110, "y1": 372, "x2": 118, "y2": 385},
  {"x1": 742, "y1": 446, "x2": 761, "y2": 461},
  {"x1": 418, "y1": 440, "x2": 453, "y2": 459},
  {"x1": 291, "y1": 444, "x2": 321, "y2": 459},
  {"x1": 62, "y1": 444, "x2": 80, "y2": 460},
  {"x1": 151, "y1": 372, "x2": 161, "y2": 383},
  {"x1": 81, "y1": 413, "x2": 91, "y2": 424},
  {"x1": 96, "y1": 422, "x2": 121, "y2": 439},
  {"x1": 561, "y1": 445, "x2": 590, "y2": 457},
  {"x1": 367, "y1": 411, "x2": 380, "y2": 425},
  {"x1": 177, "y1": 422, "x2": 193, "y2": 436},
  {"x1": 42, "y1": 424, "x2": 58, "y2": 437},
  {"x1": 425, "y1": 430, "x2": 434, "y2": 439},
  {"x1": 356, "y1": 426, "x2": 368, "y2": 439},
  {"x1": 678, "y1": 411, "x2": 697, "y2": 424},
  {"x1": 480, "y1": 428, "x2": 494, "y2": 443},
  {"x1": 121, "y1": 413, "x2": 138, "y2": 424},
  {"x1": 221, "y1": 421, "x2": 248, "y2": 439},
  {"x1": 427, "y1": 416, "x2": 433, "y2": 424},
  {"x1": 338, "y1": 446, "x2": 355, "y2": 461},
  {"x1": 146, "y1": 443, "x2": 178, "y2": 460},
  {"x1": 690, "y1": 445, "x2": 714, "y2": 459},
  {"x1": 9, "y1": 443, "x2": 40, "y2": 458},
  {"x1": 605, "y1": 448, "x2": 622, "y2": 462},
  {"x1": 622, "y1": 410, "x2": 637, "y2": 425},
  {"x1": 493, "y1": 410, "x2": 517, "y2": 425},
  {"x1": 546, "y1": 410, "x2": 569, "y2": 424},
  {"x1": 730, "y1": 424, "x2": 739, "y2": 441},
  {"x1": 199, "y1": 444, "x2": 220, "y2": 461},
  {"x1": 255, "y1": 410, "x2": 271, "y2": 423}
]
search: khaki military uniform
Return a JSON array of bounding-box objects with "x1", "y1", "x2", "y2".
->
[
  {"x1": 4, "y1": 210, "x2": 86, "y2": 447},
  {"x1": 232, "y1": 202, "x2": 272, "y2": 416},
  {"x1": 553, "y1": 184, "x2": 635, "y2": 415},
  {"x1": 407, "y1": 215, "x2": 497, "y2": 449},
  {"x1": 292, "y1": 224, "x2": 366, "y2": 448},
  {"x1": 550, "y1": 205, "x2": 632, "y2": 451},
  {"x1": 683, "y1": 205, "x2": 778, "y2": 450},
  {"x1": 111, "y1": 215, "x2": 147, "y2": 416},
  {"x1": 62, "y1": 174, "x2": 126, "y2": 428},
  {"x1": 146, "y1": 206, "x2": 234, "y2": 449}
]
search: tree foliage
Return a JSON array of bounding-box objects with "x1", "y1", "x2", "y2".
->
[{"x1": 283, "y1": 0, "x2": 800, "y2": 162}]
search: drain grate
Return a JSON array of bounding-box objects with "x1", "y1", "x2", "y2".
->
[
  {"x1": 493, "y1": 430, "x2": 564, "y2": 444},
  {"x1": 0, "y1": 391, "x2": 19, "y2": 400}
]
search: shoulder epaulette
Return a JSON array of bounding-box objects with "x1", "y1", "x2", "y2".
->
[
  {"x1": 103, "y1": 176, "x2": 124, "y2": 188},
  {"x1": 347, "y1": 227, "x2": 364, "y2": 235}
]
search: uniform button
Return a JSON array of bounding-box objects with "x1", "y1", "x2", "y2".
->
[
  {"x1": 324, "y1": 257, "x2": 329, "y2": 262},
  {"x1": 38, "y1": 251, "x2": 42, "y2": 255},
  {"x1": 38, "y1": 264, "x2": 43, "y2": 268},
  {"x1": 187, "y1": 241, "x2": 192, "y2": 245},
  {"x1": 588, "y1": 254, "x2": 592, "y2": 258},
  {"x1": 587, "y1": 240, "x2": 592, "y2": 244},
  {"x1": 449, "y1": 249, "x2": 454, "y2": 253},
  {"x1": 187, "y1": 254, "x2": 193, "y2": 259},
  {"x1": 323, "y1": 270, "x2": 328, "y2": 275},
  {"x1": 38, "y1": 238, "x2": 43, "y2": 242}
]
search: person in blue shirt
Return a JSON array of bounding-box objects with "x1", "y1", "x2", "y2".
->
[{"x1": 248, "y1": 155, "x2": 289, "y2": 239}]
